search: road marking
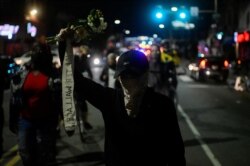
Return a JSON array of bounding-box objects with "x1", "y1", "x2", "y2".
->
[
  {"x1": 0, "y1": 145, "x2": 21, "y2": 166},
  {"x1": 0, "y1": 145, "x2": 18, "y2": 162},
  {"x1": 178, "y1": 75, "x2": 194, "y2": 82},
  {"x1": 178, "y1": 105, "x2": 222, "y2": 166},
  {"x1": 5, "y1": 155, "x2": 20, "y2": 166}
]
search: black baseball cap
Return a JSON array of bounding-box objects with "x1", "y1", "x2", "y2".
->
[{"x1": 114, "y1": 50, "x2": 149, "y2": 78}]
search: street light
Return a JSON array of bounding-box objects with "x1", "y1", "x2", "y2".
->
[
  {"x1": 171, "y1": 7, "x2": 178, "y2": 12},
  {"x1": 114, "y1": 19, "x2": 121, "y2": 25},
  {"x1": 25, "y1": 6, "x2": 39, "y2": 22},
  {"x1": 124, "y1": 29, "x2": 130, "y2": 35},
  {"x1": 153, "y1": 34, "x2": 158, "y2": 38},
  {"x1": 30, "y1": 8, "x2": 38, "y2": 16},
  {"x1": 159, "y1": 24, "x2": 165, "y2": 29}
]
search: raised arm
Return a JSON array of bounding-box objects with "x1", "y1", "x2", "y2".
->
[{"x1": 74, "y1": 65, "x2": 115, "y2": 112}]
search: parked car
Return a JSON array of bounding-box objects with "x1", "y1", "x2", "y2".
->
[{"x1": 188, "y1": 56, "x2": 229, "y2": 82}]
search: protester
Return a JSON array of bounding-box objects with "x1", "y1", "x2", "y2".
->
[
  {"x1": 148, "y1": 44, "x2": 178, "y2": 105},
  {"x1": 100, "y1": 52, "x2": 121, "y2": 89},
  {"x1": 9, "y1": 43, "x2": 61, "y2": 166},
  {"x1": 70, "y1": 48, "x2": 186, "y2": 165},
  {"x1": 160, "y1": 40, "x2": 180, "y2": 66}
]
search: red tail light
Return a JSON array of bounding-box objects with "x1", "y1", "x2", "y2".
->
[
  {"x1": 224, "y1": 60, "x2": 229, "y2": 68},
  {"x1": 199, "y1": 59, "x2": 206, "y2": 69}
]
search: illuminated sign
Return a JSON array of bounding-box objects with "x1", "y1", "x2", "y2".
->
[
  {"x1": 172, "y1": 20, "x2": 195, "y2": 29},
  {"x1": 0, "y1": 24, "x2": 19, "y2": 39},
  {"x1": 27, "y1": 22, "x2": 37, "y2": 37},
  {"x1": 0, "y1": 23, "x2": 37, "y2": 39}
]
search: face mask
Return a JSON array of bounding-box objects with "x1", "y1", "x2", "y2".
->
[
  {"x1": 119, "y1": 73, "x2": 148, "y2": 96},
  {"x1": 119, "y1": 73, "x2": 148, "y2": 116}
]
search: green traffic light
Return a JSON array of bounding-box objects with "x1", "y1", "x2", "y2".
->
[
  {"x1": 179, "y1": 12, "x2": 186, "y2": 19},
  {"x1": 156, "y1": 12, "x2": 163, "y2": 19}
]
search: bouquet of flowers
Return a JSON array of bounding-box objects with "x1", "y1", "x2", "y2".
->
[{"x1": 46, "y1": 9, "x2": 107, "y2": 44}]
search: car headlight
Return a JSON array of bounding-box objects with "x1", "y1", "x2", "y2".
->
[
  {"x1": 14, "y1": 59, "x2": 22, "y2": 65},
  {"x1": 93, "y1": 57, "x2": 101, "y2": 65}
]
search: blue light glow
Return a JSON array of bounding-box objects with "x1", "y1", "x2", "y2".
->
[
  {"x1": 156, "y1": 12, "x2": 163, "y2": 19},
  {"x1": 179, "y1": 12, "x2": 186, "y2": 19}
]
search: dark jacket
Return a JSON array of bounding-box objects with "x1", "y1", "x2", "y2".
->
[{"x1": 74, "y1": 70, "x2": 185, "y2": 166}]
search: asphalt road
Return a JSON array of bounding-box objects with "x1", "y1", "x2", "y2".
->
[{"x1": 178, "y1": 74, "x2": 250, "y2": 166}]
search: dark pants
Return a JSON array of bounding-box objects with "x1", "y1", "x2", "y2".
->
[{"x1": 18, "y1": 118, "x2": 57, "y2": 166}]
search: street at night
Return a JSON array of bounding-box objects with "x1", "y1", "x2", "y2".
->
[{"x1": 1, "y1": 0, "x2": 250, "y2": 166}]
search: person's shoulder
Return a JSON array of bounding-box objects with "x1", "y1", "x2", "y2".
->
[
  {"x1": 146, "y1": 88, "x2": 172, "y2": 103},
  {"x1": 145, "y1": 88, "x2": 176, "y2": 116}
]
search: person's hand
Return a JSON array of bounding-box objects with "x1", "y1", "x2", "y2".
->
[{"x1": 56, "y1": 28, "x2": 74, "y2": 41}]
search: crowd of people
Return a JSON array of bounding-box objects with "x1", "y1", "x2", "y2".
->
[{"x1": 0, "y1": 33, "x2": 185, "y2": 166}]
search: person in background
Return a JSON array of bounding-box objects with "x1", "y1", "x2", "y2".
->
[
  {"x1": 148, "y1": 44, "x2": 178, "y2": 105},
  {"x1": 75, "y1": 45, "x2": 93, "y2": 79},
  {"x1": 9, "y1": 43, "x2": 61, "y2": 166},
  {"x1": 100, "y1": 52, "x2": 121, "y2": 89},
  {"x1": 72, "y1": 49, "x2": 185, "y2": 166},
  {"x1": 160, "y1": 40, "x2": 181, "y2": 67},
  {"x1": 104, "y1": 35, "x2": 120, "y2": 56},
  {"x1": 74, "y1": 45, "x2": 93, "y2": 130},
  {"x1": 160, "y1": 40, "x2": 173, "y2": 63}
]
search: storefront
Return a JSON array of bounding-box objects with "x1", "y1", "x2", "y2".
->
[{"x1": 0, "y1": 22, "x2": 38, "y2": 56}]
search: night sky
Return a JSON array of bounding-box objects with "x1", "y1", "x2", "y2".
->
[
  {"x1": 46, "y1": 0, "x2": 215, "y2": 36},
  {"x1": 0, "y1": 0, "x2": 215, "y2": 37}
]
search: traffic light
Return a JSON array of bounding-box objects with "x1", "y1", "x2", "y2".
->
[
  {"x1": 156, "y1": 12, "x2": 163, "y2": 19},
  {"x1": 152, "y1": 5, "x2": 166, "y2": 22},
  {"x1": 179, "y1": 12, "x2": 186, "y2": 19},
  {"x1": 177, "y1": 7, "x2": 189, "y2": 21}
]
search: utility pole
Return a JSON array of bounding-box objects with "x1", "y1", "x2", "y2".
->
[{"x1": 214, "y1": 0, "x2": 218, "y2": 13}]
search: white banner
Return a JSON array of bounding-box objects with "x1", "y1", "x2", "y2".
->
[{"x1": 62, "y1": 40, "x2": 76, "y2": 132}]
